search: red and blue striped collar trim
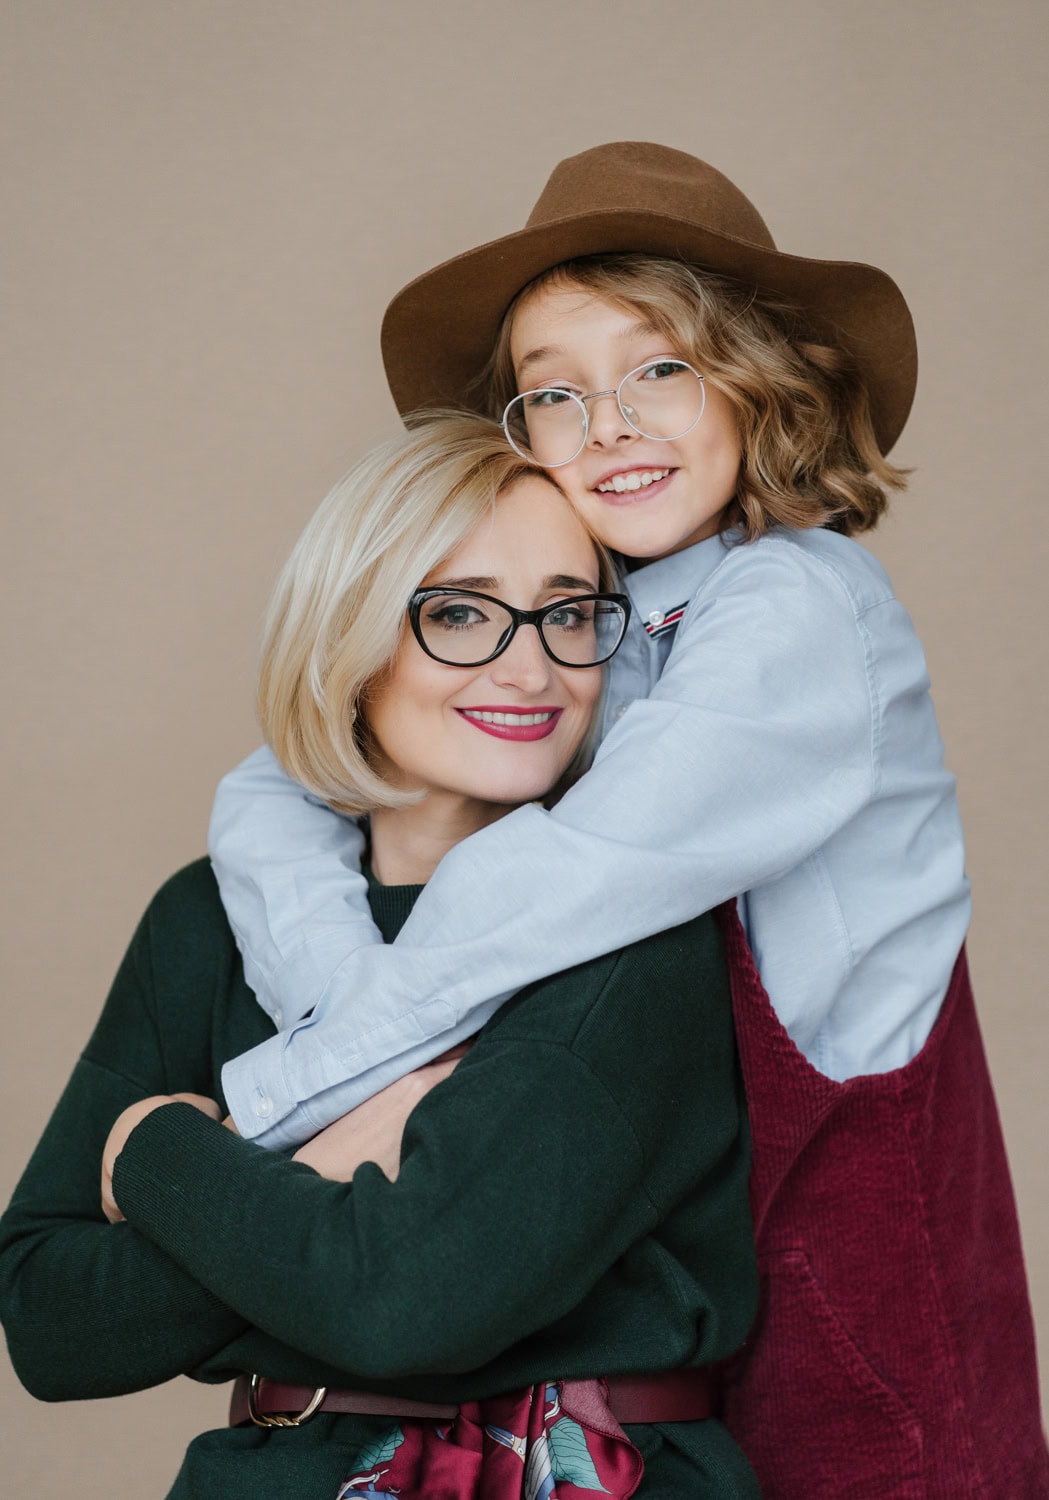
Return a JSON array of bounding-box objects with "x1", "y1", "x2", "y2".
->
[{"x1": 643, "y1": 601, "x2": 689, "y2": 639}]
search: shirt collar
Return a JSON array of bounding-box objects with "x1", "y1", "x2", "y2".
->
[{"x1": 622, "y1": 530, "x2": 739, "y2": 629}]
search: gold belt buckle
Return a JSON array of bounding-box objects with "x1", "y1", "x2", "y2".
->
[{"x1": 247, "y1": 1372, "x2": 328, "y2": 1428}]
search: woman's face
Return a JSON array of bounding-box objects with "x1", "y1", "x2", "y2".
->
[
  {"x1": 366, "y1": 474, "x2": 604, "y2": 815},
  {"x1": 509, "y1": 284, "x2": 742, "y2": 561}
]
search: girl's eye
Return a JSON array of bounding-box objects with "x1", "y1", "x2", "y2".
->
[
  {"x1": 525, "y1": 387, "x2": 579, "y2": 409},
  {"x1": 639, "y1": 360, "x2": 684, "y2": 381},
  {"x1": 425, "y1": 601, "x2": 488, "y2": 630}
]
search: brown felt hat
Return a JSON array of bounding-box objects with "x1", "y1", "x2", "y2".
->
[{"x1": 382, "y1": 141, "x2": 917, "y2": 454}]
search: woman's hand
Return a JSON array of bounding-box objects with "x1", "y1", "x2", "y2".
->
[
  {"x1": 101, "y1": 1093, "x2": 222, "y2": 1223},
  {"x1": 293, "y1": 1044, "x2": 471, "y2": 1183}
]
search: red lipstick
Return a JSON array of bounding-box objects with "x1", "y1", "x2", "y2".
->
[{"x1": 455, "y1": 706, "x2": 563, "y2": 742}]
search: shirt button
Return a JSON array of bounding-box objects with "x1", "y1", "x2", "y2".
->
[
  {"x1": 647, "y1": 609, "x2": 665, "y2": 628},
  {"x1": 612, "y1": 703, "x2": 630, "y2": 723},
  {"x1": 271, "y1": 1007, "x2": 282, "y2": 1028},
  {"x1": 254, "y1": 1096, "x2": 274, "y2": 1119}
]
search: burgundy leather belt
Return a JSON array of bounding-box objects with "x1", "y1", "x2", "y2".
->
[{"x1": 230, "y1": 1367, "x2": 715, "y2": 1430}]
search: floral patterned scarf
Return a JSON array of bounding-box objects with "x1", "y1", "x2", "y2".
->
[{"x1": 335, "y1": 1379, "x2": 644, "y2": 1499}]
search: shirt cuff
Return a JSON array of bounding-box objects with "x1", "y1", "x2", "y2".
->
[
  {"x1": 221, "y1": 984, "x2": 506, "y2": 1150},
  {"x1": 221, "y1": 1001, "x2": 462, "y2": 1148},
  {"x1": 221, "y1": 1033, "x2": 319, "y2": 1147}
]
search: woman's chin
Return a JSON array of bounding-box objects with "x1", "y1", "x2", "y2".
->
[
  {"x1": 461, "y1": 779, "x2": 556, "y2": 815},
  {"x1": 439, "y1": 746, "x2": 577, "y2": 815}
]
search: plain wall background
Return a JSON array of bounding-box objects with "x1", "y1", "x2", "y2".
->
[{"x1": 2, "y1": 1, "x2": 1046, "y2": 1491}]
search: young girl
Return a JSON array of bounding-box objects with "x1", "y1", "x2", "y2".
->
[{"x1": 209, "y1": 143, "x2": 1049, "y2": 1496}]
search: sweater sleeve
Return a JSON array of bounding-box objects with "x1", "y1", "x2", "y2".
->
[
  {"x1": 0, "y1": 922, "x2": 249, "y2": 1401},
  {"x1": 0, "y1": 901, "x2": 375, "y2": 1402},
  {"x1": 114, "y1": 1059, "x2": 645, "y2": 1381},
  {"x1": 114, "y1": 922, "x2": 740, "y2": 1384}
]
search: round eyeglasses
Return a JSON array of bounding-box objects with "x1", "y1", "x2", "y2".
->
[
  {"x1": 502, "y1": 358, "x2": 706, "y2": 469},
  {"x1": 408, "y1": 588, "x2": 631, "y2": 669}
]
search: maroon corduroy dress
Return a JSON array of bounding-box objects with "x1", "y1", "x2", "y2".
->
[{"x1": 715, "y1": 903, "x2": 1049, "y2": 1499}]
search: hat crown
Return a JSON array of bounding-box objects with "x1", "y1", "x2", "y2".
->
[{"x1": 525, "y1": 141, "x2": 776, "y2": 251}]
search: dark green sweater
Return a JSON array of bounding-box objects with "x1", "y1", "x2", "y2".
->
[{"x1": 0, "y1": 860, "x2": 759, "y2": 1497}]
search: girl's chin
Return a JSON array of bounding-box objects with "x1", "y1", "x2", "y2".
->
[
  {"x1": 598, "y1": 531, "x2": 684, "y2": 561},
  {"x1": 598, "y1": 518, "x2": 721, "y2": 560}
]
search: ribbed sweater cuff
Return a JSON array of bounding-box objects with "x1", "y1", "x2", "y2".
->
[{"x1": 113, "y1": 1102, "x2": 253, "y2": 1261}]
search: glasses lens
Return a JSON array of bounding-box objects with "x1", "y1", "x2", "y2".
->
[
  {"x1": 415, "y1": 592, "x2": 514, "y2": 665},
  {"x1": 540, "y1": 597, "x2": 628, "y2": 666},
  {"x1": 504, "y1": 389, "x2": 587, "y2": 467},
  {"x1": 618, "y1": 360, "x2": 705, "y2": 440}
]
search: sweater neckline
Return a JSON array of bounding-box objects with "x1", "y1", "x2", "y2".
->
[{"x1": 364, "y1": 863, "x2": 424, "y2": 943}]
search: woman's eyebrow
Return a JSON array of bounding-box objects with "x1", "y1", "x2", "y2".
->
[
  {"x1": 544, "y1": 573, "x2": 599, "y2": 591},
  {"x1": 425, "y1": 575, "x2": 500, "y2": 591},
  {"x1": 423, "y1": 574, "x2": 598, "y2": 593}
]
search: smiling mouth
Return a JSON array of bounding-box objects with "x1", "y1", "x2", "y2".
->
[
  {"x1": 456, "y1": 707, "x2": 563, "y2": 741},
  {"x1": 595, "y1": 467, "x2": 672, "y2": 494}
]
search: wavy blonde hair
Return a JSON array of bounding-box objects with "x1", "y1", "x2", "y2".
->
[
  {"x1": 258, "y1": 412, "x2": 611, "y2": 816},
  {"x1": 481, "y1": 254, "x2": 908, "y2": 540}
]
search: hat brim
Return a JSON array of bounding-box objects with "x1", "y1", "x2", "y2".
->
[{"x1": 382, "y1": 209, "x2": 917, "y2": 455}]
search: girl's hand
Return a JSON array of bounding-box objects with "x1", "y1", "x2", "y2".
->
[
  {"x1": 101, "y1": 1093, "x2": 222, "y2": 1223},
  {"x1": 292, "y1": 1044, "x2": 471, "y2": 1183}
]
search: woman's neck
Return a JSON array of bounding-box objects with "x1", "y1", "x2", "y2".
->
[{"x1": 368, "y1": 794, "x2": 518, "y2": 885}]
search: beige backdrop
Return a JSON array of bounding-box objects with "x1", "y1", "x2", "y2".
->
[{"x1": 2, "y1": 1, "x2": 1046, "y2": 1492}]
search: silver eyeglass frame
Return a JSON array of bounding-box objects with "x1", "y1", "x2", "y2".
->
[{"x1": 502, "y1": 358, "x2": 706, "y2": 468}]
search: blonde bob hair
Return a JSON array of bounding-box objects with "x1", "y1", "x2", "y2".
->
[
  {"x1": 483, "y1": 254, "x2": 908, "y2": 541},
  {"x1": 258, "y1": 413, "x2": 610, "y2": 817}
]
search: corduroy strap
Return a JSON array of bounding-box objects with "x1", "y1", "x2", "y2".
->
[{"x1": 230, "y1": 1367, "x2": 715, "y2": 1430}]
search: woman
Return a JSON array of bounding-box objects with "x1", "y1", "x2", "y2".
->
[{"x1": 0, "y1": 415, "x2": 759, "y2": 1498}]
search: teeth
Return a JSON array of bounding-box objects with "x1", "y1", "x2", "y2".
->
[
  {"x1": 462, "y1": 711, "x2": 554, "y2": 726},
  {"x1": 596, "y1": 468, "x2": 670, "y2": 493}
]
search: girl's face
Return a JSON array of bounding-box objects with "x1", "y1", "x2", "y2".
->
[
  {"x1": 509, "y1": 284, "x2": 742, "y2": 561},
  {"x1": 366, "y1": 474, "x2": 604, "y2": 815}
]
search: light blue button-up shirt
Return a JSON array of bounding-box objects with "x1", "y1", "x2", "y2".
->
[{"x1": 213, "y1": 526, "x2": 970, "y2": 1148}]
